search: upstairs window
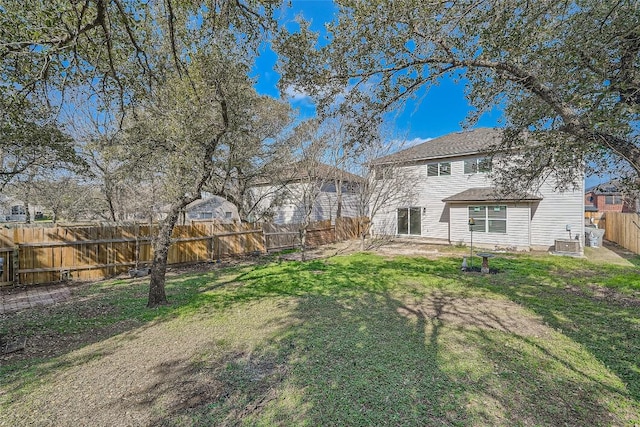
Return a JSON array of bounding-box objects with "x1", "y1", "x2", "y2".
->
[
  {"x1": 605, "y1": 195, "x2": 622, "y2": 205},
  {"x1": 464, "y1": 157, "x2": 492, "y2": 174},
  {"x1": 427, "y1": 162, "x2": 451, "y2": 177},
  {"x1": 10, "y1": 205, "x2": 25, "y2": 215},
  {"x1": 375, "y1": 166, "x2": 394, "y2": 180}
]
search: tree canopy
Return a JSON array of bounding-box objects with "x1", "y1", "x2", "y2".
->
[
  {"x1": 1, "y1": 0, "x2": 281, "y2": 106},
  {"x1": 277, "y1": 0, "x2": 640, "y2": 191},
  {"x1": 0, "y1": 101, "x2": 86, "y2": 189}
]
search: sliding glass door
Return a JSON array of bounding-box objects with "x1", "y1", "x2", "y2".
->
[{"x1": 397, "y1": 207, "x2": 422, "y2": 235}]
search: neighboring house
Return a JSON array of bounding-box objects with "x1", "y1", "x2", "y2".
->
[
  {"x1": 250, "y1": 162, "x2": 362, "y2": 225},
  {"x1": 370, "y1": 128, "x2": 585, "y2": 251},
  {"x1": 584, "y1": 181, "x2": 635, "y2": 214},
  {"x1": 184, "y1": 196, "x2": 240, "y2": 222},
  {"x1": 0, "y1": 195, "x2": 44, "y2": 222}
]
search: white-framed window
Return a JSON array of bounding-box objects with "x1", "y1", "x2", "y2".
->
[
  {"x1": 469, "y1": 205, "x2": 507, "y2": 233},
  {"x1": 397, "y1": 207, "x2": 422, "y2": 235},
  {"x1": 427, "y1": 162, "x2": 451, "y2": 177},
  {"x1": 375, "y1": 166, "x2": 394, "y2": 180},
  {"x1": 605, "y1": 195, "x2": 622, "y2": 205},
  {"x1": 225, "y1": 211, "x2": 233, "y2": 219},
  {"x1": 464, "y1": 157, "x2": 492, "y2": 174},
  {"x1": 10, "y1": 205, "x2": 25, "y2": 215}
]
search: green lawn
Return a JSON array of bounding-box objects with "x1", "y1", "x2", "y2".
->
[{"x1": 1, "y1": 251, "x2": 639, "y2": 426}]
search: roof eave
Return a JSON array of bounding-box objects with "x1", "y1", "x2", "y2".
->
[
  {"x1": 442, "y1": 197, "x2": 543, "y2": 203},
  {"x1": 371, "y1": 149, "x2": 488, "y2": 166}
]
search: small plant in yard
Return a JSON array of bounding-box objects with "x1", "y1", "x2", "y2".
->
[
  {"x1": 0, "y1": 252, "x2": 638, "y2": 426},
  {"x1": 454, "y1": 240, "x2": 466, "y2": 248}
]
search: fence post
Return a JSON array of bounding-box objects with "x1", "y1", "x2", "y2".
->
[
  {"x1": 12, "y1": 246, "x2": 19, "y2": 285},
  {"x1": 261, "y1": 227, "x2": 267, "y2": 254},
  {"x1": 208, "y1": 235, "x2": 214, "y2": 262}
]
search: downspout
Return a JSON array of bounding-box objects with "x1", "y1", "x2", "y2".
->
[{"x1": 528, "y1": 202, "x2": 532, "y2": 249}]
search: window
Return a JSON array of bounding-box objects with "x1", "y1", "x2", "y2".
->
[
  {"x1": 225, "y1": 211, "x2": 233, "y2": 219},
  {"x1": 397, "y1": 207, "x2": 422, "y2": 235},
  {"x1": 427, "y1": 162, "x2": 451, "y2": 177},
  {"x1": 375, "y1": 166, "x2": 393, "y2": 180},
  {"x1": 10, "y1": 205, "x2": 25, "y2": 215},
  {"x1": 464, "y1": 157, "x2": 492, "y2": 174},
  {"x1": 605, "y1": 195, "x2": 622, "y2": 205},
  {"x1": 469, "y1": 205, "x2": 507, "y2": 233}
]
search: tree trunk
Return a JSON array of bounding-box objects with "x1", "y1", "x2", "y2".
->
[
  {"x1": 23, "y1": 202, "x2": 30, "y2": 224},
  {"x1": 147, "y1": 205, "x2": 182, "y2": 307},
  {"x1": 299, "y1": 227, "x2": 307, "y2": 261},
  {"x1": 360, "y1": 220, "x2": 370, "y2": 251},
  {"x1": 335, "y1": 178, "x2": 343, "y2": 219},
  {"x1": 106, "y1": 195, "x2": 117, "y2": 222}
]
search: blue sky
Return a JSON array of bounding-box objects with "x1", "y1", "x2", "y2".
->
[
  {"x1": 252, "y1": 0, "x2": 499, "y2": 141},
  {"x1": 251, "y1": 0, "x2": 605, "y2": 187}
]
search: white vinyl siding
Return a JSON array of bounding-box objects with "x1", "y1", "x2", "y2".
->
[
  {"x1": 529, "y1": 177, "x2": 584, "y2": 249},
  {"x1": 372, "y1": 158, "x2": 491, "y2": 239},
  {"x1": 251, "y1": 183, "x2": 360, "y2": 225},
  {"x1": 371, "y1": 153, "x2": 584, "y2": 250}
]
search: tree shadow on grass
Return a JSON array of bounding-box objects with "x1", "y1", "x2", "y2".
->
[
  {"x1": 3, "y1": 253, "x2": 638, "y2": 425},
  {"x1": 145, "y1": 285, "x2": 631, "y2": 425},
  {"x1": 139, "y1": 291, "x2": 470, "y2": 426},
  {"x1": 119, "y1": 254, "x2": 638, "y2": 425},
  {"x1": 474, "y1": 257, "x2": 640, "y2": 406}
]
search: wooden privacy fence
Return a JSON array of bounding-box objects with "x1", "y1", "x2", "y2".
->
[
  {"x1": 1, "y1": 217, "x2": 365, "y2": 286},
  {"x1": 603, "y1": 212, "x2": 640, "y2": 254}
]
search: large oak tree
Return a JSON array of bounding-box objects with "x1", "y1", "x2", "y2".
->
[
  {"x1": 120, "y1": 50, "x2": 292, "y2": 307},
  {"x1": 276, "y1": 0, "x2": 639, "y2": 191}
]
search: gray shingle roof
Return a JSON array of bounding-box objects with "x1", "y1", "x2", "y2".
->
[
  {"x1": 442, "y1": 187, "x2": 542, "y2": 203},
  {"x1": 372, "y1": 128, "x2": 502, "y2": 165},
  {"x1": 251, "y1": 161, "x2": 363, "y2": 186},
  {"x1": 585, "y1": 180, "x2": 622, "y2": 195}
]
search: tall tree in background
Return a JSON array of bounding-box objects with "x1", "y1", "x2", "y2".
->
[
  {"x1": 0, "y1": 102, "x2": 86, "y2": 190},
  {"x1": 341, "y1": 134, "x2": 416, "y2": 250},
  {"x1": 277, "y1": 0, "x2": 639, "y2": 192},
  {"x1": 206, "y1": 95, "x2": 294, "y2": 222}
]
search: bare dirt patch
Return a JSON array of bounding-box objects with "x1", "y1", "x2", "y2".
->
[
  {"x1": 0, "y1": 299, "x2": 295, "y2": 427},
  {"x1": 397, "y1": 293, "x2": 551, "y2": 338},
  {"x1": 564, "y1": 284, "x2": 640, "y2": 308}
]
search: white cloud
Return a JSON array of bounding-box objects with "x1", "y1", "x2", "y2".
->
[
  {"x1": 406, "y1": 137, "x2": 433, "y2": 147},
  {"x1": 283, "y1": 85, "x2": 315, "y2": 104}
]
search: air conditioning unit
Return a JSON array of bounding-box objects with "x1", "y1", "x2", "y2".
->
[{"x1": 554, "y1": 239, "x2": 580, "y2": 254}]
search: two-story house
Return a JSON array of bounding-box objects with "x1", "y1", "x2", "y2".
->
[
  {"x1": 370, "y1": 128, "x2": 585, "y2": 251},
  {"x1": 184, "y1": 195, "x2": 240, "y2": 222},
  {"x1": 250, "y1": 162, "x2": 362, "y2": 225},
  {"x1": 585, "y1": 180, "x2": 635, "y2": 214}
]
